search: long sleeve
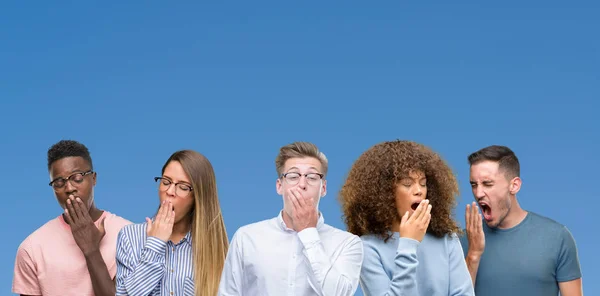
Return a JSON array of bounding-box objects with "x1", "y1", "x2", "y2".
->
[
  {"x1": 448, "y1": 235, "x2": 475, "y2": 296},
  {"x1": 218, "y1": 230, "x2": 244, "y2": 296},
  {"x1": 115, "y1": 228, "x2": 167, "y2": 296},
  {"x1": 297, "y1": 228, "x2": 363, "y2": 296},
  {"x1": 360, "y1": 237, "x2": 420, "y2": 296}
]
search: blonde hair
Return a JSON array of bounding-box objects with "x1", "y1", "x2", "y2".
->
[
  {"x1": 275, "y1": 141, "x2": 328, "y2": 176},
  {"x1": 162, "y1": 150, "x2": 229, "y2": 296}
]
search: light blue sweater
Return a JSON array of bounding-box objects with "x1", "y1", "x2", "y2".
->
[{"x1": 360, "y1": 232, "x2": 474, "y2": 296}]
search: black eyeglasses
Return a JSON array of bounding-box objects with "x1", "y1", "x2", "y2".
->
[
  {"x1": 154, "y1": 177, "x2": 194, "y2": 197},
  {"x1": 49, "y1": 170, "x2": 94, "y2": 189},
  {"x1": 281, "y1": 172, "x2": 324, "y2": 186}
]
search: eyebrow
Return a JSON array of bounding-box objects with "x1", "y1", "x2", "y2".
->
[
  {"x1": 286, "y1": 166, "x2": 320, "y2": 173},
  {"x1": 53, "y1": 169, "x2": 90, "y2": 179},
  {"x1": 162, "y1": 175, "x2": 192, "y2": 186}
]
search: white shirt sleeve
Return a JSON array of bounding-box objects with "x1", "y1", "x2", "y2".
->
[
  {"x1": 218, "y1": 230, "x2": 244, "y2": 296},
  {"x1": 298, "y1": 227, "x2": 364, "y2": 296}
]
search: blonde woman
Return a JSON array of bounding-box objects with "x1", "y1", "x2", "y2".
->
[{"x1": 116, "y1": 150, "x2": 229, "y2": 296}]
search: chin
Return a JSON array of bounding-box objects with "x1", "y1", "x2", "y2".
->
[{"x1": 484, "y1": 219, "x2": 499, "y2": 229}]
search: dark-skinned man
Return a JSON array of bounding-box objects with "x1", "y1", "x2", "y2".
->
[{"x1": 12, "y1": 140, "x2": 131, "y2": 296}]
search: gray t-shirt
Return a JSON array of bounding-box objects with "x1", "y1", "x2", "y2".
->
[{"x1": 459, "y1": 211, "x2": 582, "y2": 296}]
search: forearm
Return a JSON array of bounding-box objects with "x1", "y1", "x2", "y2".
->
[
  {"x1": 388, "y1": 238, "x2": 420, "y2": 295},
  {"x1": 298, "y1": 229, "x2": 361, "y2": 296},
  {"x1": 85, "y1": 250, "x2": 115, "y2": 296},
  {"x1": 465, "y1": 252, "x2": 481, "y2": 286},
  {"x1": 449, "y1": 237, "x2": 475, "y2": 296},
  {"x1": 307, "y1": 252, "x2": 359, "y2": 296},
  {"x1": 360, "y1": 238, "x2": 420, "y2": 296}
]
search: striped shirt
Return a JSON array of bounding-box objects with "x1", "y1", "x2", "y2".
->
[{"x1": 116, "y1": 222, "x2": 195, "y2": 296}]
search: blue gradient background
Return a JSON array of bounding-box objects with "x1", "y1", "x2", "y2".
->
[{"x1": 1, "y1": 1, "x2": 597, "y2": 294}]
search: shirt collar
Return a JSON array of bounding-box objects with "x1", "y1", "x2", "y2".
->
[
  {"x1": 170, "y1": 229, "x2": 193, "y2": 246},
  {"x1": 182, "y1": 230, "x2": 193, "y2": 246},
  {"x1": 276, "y1": 210, "x2": 325, "y2": 232}
]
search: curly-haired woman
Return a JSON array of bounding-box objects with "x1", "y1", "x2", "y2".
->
[{"x1": 338, "y1": 140, "x2": 474, "y2": 296}]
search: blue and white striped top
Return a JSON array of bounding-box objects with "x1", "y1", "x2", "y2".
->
[{"x1": 116, "y1": 222, "x2": 195, "y2": 296}]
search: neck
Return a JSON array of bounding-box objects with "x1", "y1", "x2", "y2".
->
[
  {"x1": 391, "y1": 219, "x2": 400, "y2": 233},
  {"x1": 282, "y1": 210, "x2": 295, "y2": 230},
  {"x1": 170, "y1": 214, "x2": 192, "y2": 242},
  {"x1": 498, "y1": 197, "x2": 528, "y2": 229}
]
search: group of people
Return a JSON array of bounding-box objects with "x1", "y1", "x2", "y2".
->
[{"x1": 12, "y1": 139, "x2": 582, "y2": 296}]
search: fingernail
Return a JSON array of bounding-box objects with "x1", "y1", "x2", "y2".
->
[
  {"x1": 76, "y1": 197, "x2": 81, "y2": 202},
  {"x1": 67, "y1": 199, "x2": 71, "y2": 204}
]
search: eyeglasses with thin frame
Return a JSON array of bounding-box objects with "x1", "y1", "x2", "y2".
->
[
  {"x1": 154, "y1": 177, "x2": 193, "y2": 197},
  {"x1": 49, "y1": 170, "x2": 95, "y2": 189},
  {"x1": 280, "y1": 172, "x2": 324, "y2": 186}
]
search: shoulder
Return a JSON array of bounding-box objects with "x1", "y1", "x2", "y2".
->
[
  {"x1": 18, "y1": 216, "x2": 63, "y2": 250},
  {"x1": 15, "y1": 217, "x2": 63, "y2": 264},
  {"x1": 117, "y1": 222, "x2": 147, "y2": 242},
  {"x1": 360, "y1": 233, "x2": 392, "y2": 251},
  {"x1": 103, "y1": 211, "x2": 133, "y2": 230},
  {"x1": 232, "y1": 218, "x2": 276, "y2": 240},
  {"x1": 527, "y1": 211, "x2": 564, "y2": 229},
  {"x1": 445, "y1": 232, "x2": 461, "y2": 242},
  {"x1": 321, "y1": 223, "x2": 361, "y2": 243},
  {"x1": 526, "y1": 212, "x2": 571, "y2": 238},
  {"x1": 120, "y1": 221, "x2": 147, "y2": 234},
  {"x1": 441, "y1": 232, "x2": 466, "y2": 251}
]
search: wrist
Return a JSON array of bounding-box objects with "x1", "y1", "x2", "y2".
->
[
  {"x1": 297, "y1": 227, "x2": 320, "y2": 247},
  {"x1": 83, "y1": 248, "x2": 101, "y2": 259}
]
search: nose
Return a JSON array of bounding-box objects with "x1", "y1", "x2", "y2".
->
[
  {"x1": 473, "y1": 186, "x2": 485, "y2": 200},
  {"x1": 166, "y1": 183, "x2": 177, "y2": 196},
  {"x1": 414, "y1": 185, "x2": 423, "y2": 196},
  {"x1": 64, "y1": 181, "x2": 76, "y2": 195},
  {"x1": 297, "y1": 176, "x2": 308, "y2": 190}
]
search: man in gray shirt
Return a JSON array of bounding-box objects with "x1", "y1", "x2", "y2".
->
[{"x1": 460, "y1": 145, "x2": 582, "y2": 296}]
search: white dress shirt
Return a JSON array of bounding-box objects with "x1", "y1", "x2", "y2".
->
[{"x1": 218, "y1": 211, "x2": 363, "y2": 296}]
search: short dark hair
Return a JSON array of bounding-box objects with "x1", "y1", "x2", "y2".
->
[
  {"x1": 47, "y1": 140, "x2": 93, "y2": 170},
  {"x1": 468, "y1": 145, "x2": 520, "y2": 179}
]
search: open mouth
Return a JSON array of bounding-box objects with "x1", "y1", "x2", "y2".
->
[
  {"x1": 411, "y1": 202, "x2": 421, "y2": 211},
  {"x1": 479, "y1": 202, "x2": 492, "y2": 221}
]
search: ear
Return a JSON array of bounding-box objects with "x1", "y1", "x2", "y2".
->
[
  {"x1": 509, "y1": 177, "x2": 522, "y2": 195},
  {"x1": 321, "y1": 179, "x2": 327, "y2": 197},
  {"x1": 276, "y1": 178, "x2": 283, "y2": 195},
  {"x1": 92, "y1": 172, "x2": 97, "y2": 186}
]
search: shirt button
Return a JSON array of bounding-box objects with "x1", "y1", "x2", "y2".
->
[
  {"x1": 171, "y1": 269, "x2": 174, "y2": 273},
  {"x1": 172, "y1": 248, "x2": 175, "y2": 251},
  {"x1": 170, "y1": 292, "x2": 173, "y2": 295}
]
